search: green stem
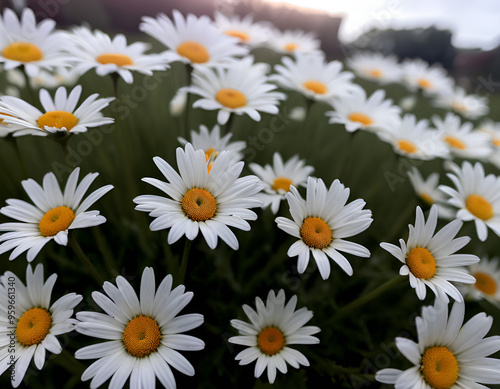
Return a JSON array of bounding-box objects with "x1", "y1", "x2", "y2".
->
[
  {"x1": 183, "y1": 64, "x2": 193, "y2": 138},
  {"x1": 177, "y1": 239, "x2": 192, "y2": 285},
  {"x1": 328, "y1": 276, "x2": 405, "y2": 323},
  {"x1": 69, "y1": 238, "x2": 105, "y2": 285},
  {"x1": 20, "y1": 65, "x2": 37, "y2": 103},
  {"x1": 5, "y1": 136, "x2": 28, "y2": 178}
]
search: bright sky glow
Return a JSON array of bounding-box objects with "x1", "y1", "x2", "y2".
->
[{"x1": 264, "y1": 0, "x2": 500, "y2": 50}]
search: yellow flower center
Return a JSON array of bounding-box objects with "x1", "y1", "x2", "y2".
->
[
  {"x1": 466, "y1": 194, "x2": 493, "y2": 221},
  {"x1": 300, "y1": 217, "x2": 332, "y2": 249},
  {"x1": 302, "y1": 80, "x2": 328, "y2": 95},
  {"x1": 39, "y1": 206, "x2": 75, "y2": 237},
  {"x1": 473, "y1": 272, "x2": 497, "y2": 295},
  {"x1": 418, "y1": 78, "x2": 433, "y2": 89},
  {"x1": 451, "y1": 102, "x2": 467, "y2": 113},
  {"x1": 368, "y1": 69, "x2": 383, "y2": 78},
  {"x1": 96, "y1": 53, "x2": 134, "y2": 67},
  {"x1": 492, "y1": 138, "x2": 500, "y2": 147},
  {"x1": 16, "y1": 307, "x2": 52, "y2": 346},
  {"x1": 397, "y1": 139, "x2": 418, "y2": 154},
  {"x1": 225, "y1": 30, "x2": 250, "y2": 42},
  {"x1": 122, "y1": 315, "x2": 161, "y2": 357},
  {"x1": 258, "y1": 327, "x2": 285, "y2": 356},
  {"x1": 2, "y1": 42, "x2": 43, "y2": 62},
  {"x1": 284, "y1": 43, "x2": 298, "y2": 51},
  {"x1": 421, "y1": 346, "x2": 459, "y2": 389},
  {"x1": 272, "y1": 177, "x2": 293, "y2": 192},
  {"x1": 181, "y1": 188, "x2": 217, "y2": 221},
  {"x1": 419, "y1": 192, "x2": 435, "y2": 206},
  {"x1": 38, "y1": 111, "x2": 79, "y2": 131},
  {"x1": 176, "y1": 41, "x2": 210, "y2": 64},
  {"x1": 406, "y1": 247, "x2": 436, "y2": 279},
  {"x1": 215, "y1": 88, "x2": 247, "y2": 109},
  {"x1": 348, "y1": 112, "x2": 374, "y2": 126},
  {"x1": 444, "y1": 136, "x2": 466, "y2": 150}
]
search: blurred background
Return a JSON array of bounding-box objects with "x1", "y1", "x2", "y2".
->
[{"x1": 3, "y1": 0, "x2": 500, "y2": 92}]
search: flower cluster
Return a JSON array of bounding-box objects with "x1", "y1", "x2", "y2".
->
[{"x1": 0, "y1": 6, "x2": 500, "y2": 389}]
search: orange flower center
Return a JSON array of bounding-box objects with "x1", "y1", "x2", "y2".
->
[
  {"x1": 122, "y1": 315, "x2": 161, "y2": 357},
  {"x1": 39, "y1": 206, "x2": 75, "y2": 237},
  {"x1": 302, "y1": 80, "x2": 328, "y2": 95},
  {"x1": 225, "y1": 30, "x2": 250, "y2": 42},
  {"x1": 300, "y1": 217, "x2": 332, "y2": 249},
  {"x1": 419, "y1": 192, "x2": 435, "y2": 206},
  {"x1": 417, "y1": 78, "x2": 433, "y2": 89},
  {"x1": 2, "y1": 42, "x2": 43, "y2": 62},
  {"x1": 473, "y1": 272, "x2": 497, "y2": 295},
  {"x1": 406, "y1": 247, "x2": 436, "y2": 279},
  {"x1": 348, "y1": 112, "x2": 374, "y2": 126},
  {"x1": 215, "y1": 88, "x2": 247, "y2": 109},
  {"x1": 272, "y1": 177, "x2": 293, "y2": 192},
  {"x1": 421, "y1": 346, "x2": 459, "y2": 389},
  {"x1": 444, "y1": 136, "x2": 466, "y2": 150},
  {"x1": 177, "y1": 41, "x2": 210, "y2": 64},
  {"x1": 38, "y1": 111, "x2": 79, "y2": 131},
  {"x1": 397, "y1": 139, "x2": 418, "y2": 154},
  {"x1": 368, "y1": 69, "x2": 383, "y2": 78},
  {"x1": 181, "y1": 188, "x2": 217, "y2": 221},
  {"x1": 284, "y1": 43, "x2": 298, "y2": 51},
  {"x1": 466, "y1": 194, "x2": 493, "y2": 221},
  {"x1": 96, "y1": 53, "x2": 134, "y2": 67},
  {"x1": 257, "y1": 327, "x2": 285, "y2": 356},
  {"x1": 16, "y1": 307, "x2": 52, "y2": 346}
]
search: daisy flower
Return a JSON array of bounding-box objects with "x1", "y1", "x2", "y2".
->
[
  {"x1": 267, "y1": 28, "x2": 322, "y2": 55},
  {"x1": 433, "y1": 86, "x2": 489, "y2": 119},
  {"x1": 270, "y1": 53, "x2": 358, "y2": 102},
  {"x1": 249, "y1": 152, "x2": 314, "y2": 214},
  {"x1": 380, "y1": 205, "x2": 478, "y2": 302},
  {"x1": 433, "y1": 112, "x2": 492, "y2": 160},
  {"x1": 0, "y1": 8, "x2": 70, "y2": 77},
  {"x1": 228, "y1": 289, "x2": 320, "y2": 384},
  {"x1": 213, "y1": 11, "x2": 270, "y2": 47},
  {"x1": 326, "y1": 88, "x2": 401, "y2": 134},
  {"x1": 378, "y1": 113, "x2": 450, "y2": 160},
  {"x1": 407, "y1": 167, "x2": 455, "y2": 219},
  {"x1": 64, "y1": 27, "x2": 171, "y2": 84},
  {"x1": 438, "y1": 161, "x2": 500, "y2": 242},
  {"x1": 0, "y1": 85, "x2": 114, "y2": 137},
  {"x1": 376, "y1": 299, "x2": 500, "y2": 388},
  {"x1": 185, "y1": 56, "x2": 285, "y2": 125},
  {"x1": 133, "y1": 143, "x2": 263, "y2": 250},
  {"x1": 0, "y1": 264, "x2": 82, "y2": 388},
  {"x1": 275, "y1": 177, "x2": 373, "y2": 280},
  {"x1": 347, "y1": 51, "x2": 402, "y2": 84},
  {"x1": 178, "y1": 124, "x2": 246, "y2": 166},
  {"x1": 140, "y1": 9, "x2": 247, "y2": 67},
  {"x1": 0, "y1": 167, "x2": 113, "y2": 262},
  {"x1": 75, "y1": 267, "x2": 204, "y2": 389},
  {"x1": 460, "y1": 256, "x2": 500, "y2": 305},
  {"x1": 401, "y1": 58, "x2": 454, "y2": 96}
]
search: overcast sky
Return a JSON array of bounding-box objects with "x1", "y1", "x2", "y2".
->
[{"x1": 266, "y1": 0, "x2": 500, "y2": 50}]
